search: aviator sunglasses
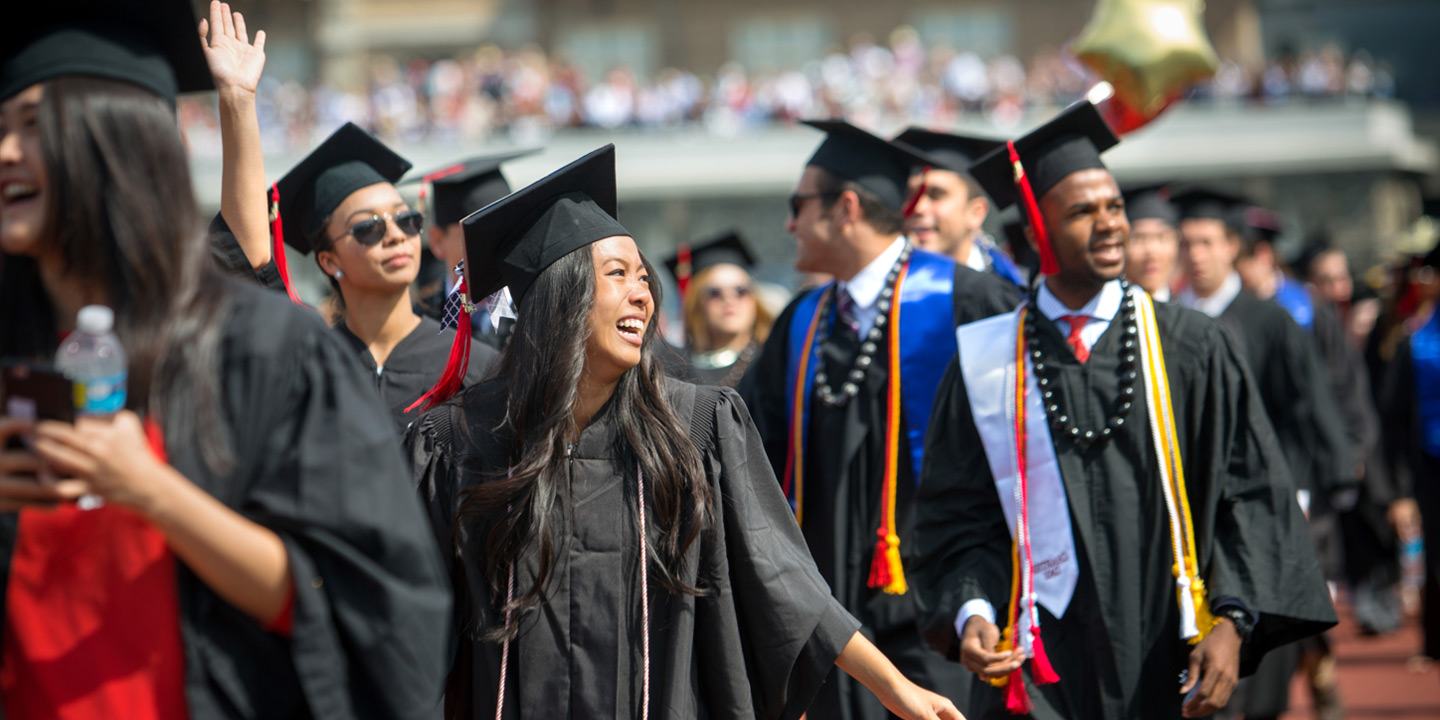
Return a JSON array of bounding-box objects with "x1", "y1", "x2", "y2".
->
[{"x1": 339, "y1": 209, "x2": 425, "y2": 246}]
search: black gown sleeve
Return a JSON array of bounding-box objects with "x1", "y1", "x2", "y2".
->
[
  {"x1": 699, "y1": 386, "x2": 861, "y2": 719},
  {"x1": 737, "y1": 299, "x2": 801, "y2": 478},
  {"x1": 952, "y1": 265, "x2": 1023, "y2": 327},
  {"x1": 208, "y1": 214, "x2": 285, "y2": 292},
  {"x1": 1186, "y1": 317, "x2": 1337, "y2": 673},
  {"x1": 232, "y1": 298, "x2": 453, "y2": 719},
  {"x1": 910, "y1": 358, "x2": 1013, "y2": 661}
]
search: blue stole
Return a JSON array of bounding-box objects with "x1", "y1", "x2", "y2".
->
[
  {"x1": 783, "y1": 249, "x2": 956, "y2": 491},
  {"x1": 1413, "y1": 311, "x2": 1440, "y2": 458},
  {"x1": 1274, "y1": 278, "x2": 1315, "y2": 331}
]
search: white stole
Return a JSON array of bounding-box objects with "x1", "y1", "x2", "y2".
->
[{"x1": 956, "y1": 310, "x2": 1079, "y2": 620}]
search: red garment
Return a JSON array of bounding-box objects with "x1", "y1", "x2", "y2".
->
[
  {"x1": 1063, "y1": 314, "x2": 1091, "y2": 364},
  {"x1": 1, "y1": 422, "x2": 186, "y2": 719}
]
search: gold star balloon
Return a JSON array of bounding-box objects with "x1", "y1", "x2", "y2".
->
[{"x1": 1072, "y1": 0, "x2": 1219, "y2": 132}]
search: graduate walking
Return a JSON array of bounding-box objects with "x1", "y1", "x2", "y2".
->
[{"x1": 911, "y1": 101, "x2": 1336, "y2": 720}]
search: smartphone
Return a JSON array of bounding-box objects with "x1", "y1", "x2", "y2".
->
[{"x1": 2, "y1": 361, "x2": 76, "y2": 425}]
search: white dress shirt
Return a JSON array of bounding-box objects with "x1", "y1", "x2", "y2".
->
[
  {"x1": 837, "y1": 236, "x2": 908, "y2": 337},
  {"x1": 1175, "y1": 271, "x2": 1242, "y2": 319},
  {"x1": 1035, "y1": 278, "x2": 1125, "y2": 352}
]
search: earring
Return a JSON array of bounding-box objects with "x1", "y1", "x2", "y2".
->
[{"x1": 334, "y1": 270, "x2": 344, "y2": 280}]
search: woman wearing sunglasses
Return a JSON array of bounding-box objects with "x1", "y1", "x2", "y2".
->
[
  {"x1": 665, "y1": 232, "x2": 774, "y2": 387},
  {"x1": 406, "y1": 145, "x2": 963, "y2": 720},
  {"x1": 0, "y1": 2, "x2": 450, "y2": 717},
  {"x1": 213, "y1": 118, "x2": 499, "y2": 433}
]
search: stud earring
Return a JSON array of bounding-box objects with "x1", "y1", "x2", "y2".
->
[{"x1": 334, "y1": 270, "x2": 344, "y2": 280}]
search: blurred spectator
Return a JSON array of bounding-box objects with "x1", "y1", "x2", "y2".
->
[{"x1": 178, "y1": 30, "x2": 1399, "y2": 152}]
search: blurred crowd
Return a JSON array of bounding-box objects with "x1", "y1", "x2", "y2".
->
[{"x1": 176, "y1": 27, "x2": 1397, "y2": 156}]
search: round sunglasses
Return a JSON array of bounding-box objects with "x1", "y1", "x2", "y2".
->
[
  {"x1": 703, "y1": 284, "x2": 752, "y2": 301},
  {"x1": 338, "y1": 209, "x2": 425, "y2": 246}
]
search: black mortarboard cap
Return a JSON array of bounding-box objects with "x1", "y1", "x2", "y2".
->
[
  {"x1": 462, "y1": 144, "x2": 628, "y2": 303},
  {"x1": 663, "y1": 231, "x2": 756, "y2": 283},
  {"x1": 801, "y1": 120, "x2": 936, "y2": 211},
  {"x1": 2, "y1": 0, "x2": 214, "y2": 102},
  {"x1": 1242, "y1": 206, "x2": 1284, "y2": 245},
  {"x1": 407, "y1": 149, "x2": 538, "y2": 227},
  {"x1": 1124, "y1": 184, "x2": 1178, "y2": 226},
  {"x1": 892, "y1": 128, "x2": 1002, "y2": 175},
  {"x1": 969, "y1": 101, "x2": 1120, "y2": 209},
  {"x1": 273, "y1": 122, "x2": 412, "y2": 254},
  {"x1": 1172, "y1": 187, "x2": 1248, "y2": 233}
]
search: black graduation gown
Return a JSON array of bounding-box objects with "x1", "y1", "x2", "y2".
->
[
  {"x1": 912, "y1": 301, "x2": 1336, "y2": 720},
  {"x1": 1216, "y1": 291, "x2": 1352, "y2": 497},
  {"x1": 1375, "y1": 336, "x2": 1440, "y2": 658},
  {"x1": 0, "y1": 279, "x2": 453, "y2": 719},
  {"x1": 406, "y1": 379, "x2": 861, "y2": 719},
  {"x1": 739, "y1": 264, "x2": 1021, "y2": 719},
  {"x1": 335, "y1": 317, "x2": 498, "y2": 434}
]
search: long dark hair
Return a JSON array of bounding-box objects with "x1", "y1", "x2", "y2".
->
[
  {"x1": 456, "y1": 243, "x2": 712, "y2": 640},
  {"x1": 0, "y1": 77, "x2": 231, "y2": 471}
]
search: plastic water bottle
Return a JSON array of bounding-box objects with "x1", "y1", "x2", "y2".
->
[
  {"x1": 1401, "y1": 536, "x2": 1425, "y2": 617},
  {"x1": 55, "y1": 305, "x2": 126, "y2": 510}
]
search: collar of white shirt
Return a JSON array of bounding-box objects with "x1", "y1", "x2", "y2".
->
[
  {"x1": 1176, "y1": 271, "x2": 1241, "y2": 318},
  {"x1": 965, "y1": 241, "x2": 988, "y2": 272},
  {"x1": 1036, "y1": 278, "x2": 1123, "y2": 324},
  {"x1": 840, "y1": 235, "x2": 908, "y2": 310}
]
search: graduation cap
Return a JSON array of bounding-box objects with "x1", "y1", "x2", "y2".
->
[
  {"x1": 892, "y1": 127, "x2": 1002, "y2": 176},
  {"x1": 969, "y1": 101, "x2": 1121, "y2": 275},
  {"x1": 1172, "y1": 187, "x2": 1248, "y2": 233},
  {"x1": 406, "y1": 150, "x2": 538, "y2": 228},
  {"x1": 663, "y1": 231, "x2": 755, "y2": 296},
  {"x1": 1123, "y1": 184, "x2": 1178, "y2": 226},
  {"x1": 1242, "y1": 206, "x2": 1284, "y2": 245},
  {"x1": 407, "y1": 145, "x2": 627, "y2": 415},
  {"x1": 801, "y1": 120, "x2": 936, "y2": 212},
  {"x1": 1, "y1": 0, "x2": 214, "y2": 102},
  {"x1": 462, "y1": 144, "x2": 626, "y2": 304}
]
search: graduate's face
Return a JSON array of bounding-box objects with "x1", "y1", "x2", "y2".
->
[
  {"x1": 1179, "y1": 218, "x2": 1240, "y2": 295},
  {"x1": 904, "y1": 169, "x2": 988, "y2": 259},
  {"x1": 787, "y1": 166, "x2": 843, "y2": 274},
  {"x1": 1309, "y1": 251, "x2": 1352, "y2": 306},
  {"x1": 1125, "y1": 218, "x2": 1180, "y2": 296},
  {"x1": 1038, "y1": 169, "x2": 1129, "y2": 285},
  {"x1": 586, "y1": 236, "x2": 654, "y2": 381},
  {"x1": 318, "y1": 183, "x2": 422, "y2": 294},
  {"x1": 427, "y1": 222, "x2": 465, "y2": 271},
  {"x1": 697, "y1": 263, "x2": 758, "y2": 341},
  {"x1": 0, "y1": 85, "x2": 50, "y2": 257}
]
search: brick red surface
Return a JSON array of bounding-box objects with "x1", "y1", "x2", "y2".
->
[{"x1": 1280, "y1": 607, "x2": 1440, "y2": 719}]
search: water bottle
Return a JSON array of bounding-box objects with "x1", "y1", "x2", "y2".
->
[
  {"x1": 1401, "y1": 536, "x2": 1425, "y2": 617},
  {"x1": 55, "y1": 305, "x2": 126, "y2": 509}
]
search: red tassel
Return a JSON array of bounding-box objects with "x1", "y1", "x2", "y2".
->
[
  {"x1": 405, "y1": 294, "x2": 472, "y2": 414},
  {"x1": 866, "y1": 536, "x2": 892, "y2": 590},
  {"x1": 1029, "y1": 628, "x2": 1061, "y2": 685},
  {"x1": 269, "y1": 183, "x2": 302, "y2": 304},
  {"x1": 1003, "y1": 667, "x2": 1032, "y2": 715},
  {"x1": 676, "y1": 244, "x2": 693, "y2": 297},
  {"x1": 1006, "y1": 142, "x2": 1058, "y2": 277},
  {"x1": 901, "y1": 165, "x2": 930, "y2": 219}
]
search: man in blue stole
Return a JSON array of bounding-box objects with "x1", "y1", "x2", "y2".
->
[
  {"x1": 911, "y1": 101, "x2": 1335, "y2": 720},
  {"x1": 740, "y1": 120, "x2": 1020, "y2": 720},
  {"x1": 896, "y1": 128, "x2": 1028, "y2": 289}
]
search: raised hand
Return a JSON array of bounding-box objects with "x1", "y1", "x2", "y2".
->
[{"x1": 198, "y1": 1, "x2": 267, "y2": 96}]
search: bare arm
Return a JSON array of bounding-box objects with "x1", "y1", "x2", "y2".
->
[
  {"x1": 34, "y1": 413, "x2": 291, "y2": 624},
  {"x1": 201, "y1": 1, "x2": 272, "y2": 270},
  {"x1": 836, "y1": 631, "x2": 966, "y2": 720}
]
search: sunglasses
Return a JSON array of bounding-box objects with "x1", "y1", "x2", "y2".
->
[
  {"x1": 787, "y1": 191, "x2": 840, "y2": 218},
  {"x1": 704, "y1": 285, "x2": 752, "y2": 301},
  {"x1": 340, "y1": 209, "x2": 424, "y2": 246}
]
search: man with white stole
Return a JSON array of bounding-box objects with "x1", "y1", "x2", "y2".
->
[{"x1": 908, "y1": 100, "x2": 1336, "y2": 720}]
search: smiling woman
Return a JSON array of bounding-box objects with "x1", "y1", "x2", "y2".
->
[{"x1": 404, "y1": 145, "x2": 962, "y2": 720}]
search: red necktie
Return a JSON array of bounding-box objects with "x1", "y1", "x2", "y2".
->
[{"x1": 1063, "y1": 315, "x2": 1090, "y2": 364}]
